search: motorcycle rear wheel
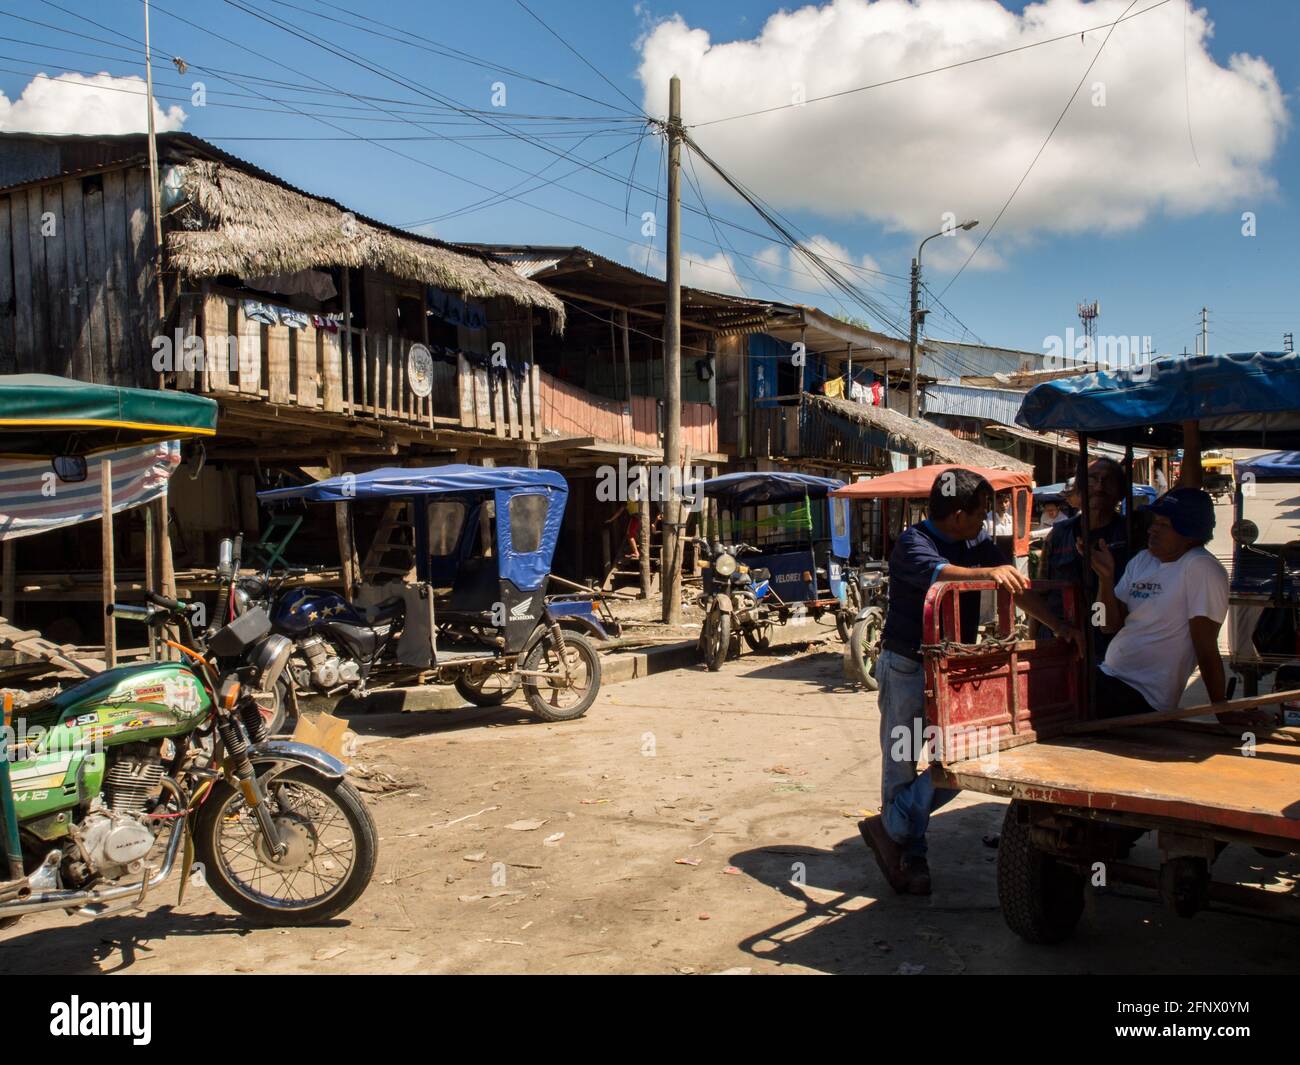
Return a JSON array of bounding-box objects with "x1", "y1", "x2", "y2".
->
[
  {"x1": 193, "y1": 766, "x2": 377, "y2": 926},
  {"x1": 454, "y1": 671, "x2": 520, "y2": 707}
]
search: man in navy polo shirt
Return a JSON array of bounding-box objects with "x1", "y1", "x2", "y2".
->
[{"x1": 860, "y1": 468, "x2": 1080, "y2": 896}]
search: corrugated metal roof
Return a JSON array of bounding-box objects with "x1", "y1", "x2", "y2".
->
[{"x1": 923, "y1": 382, "x2": 1027, "y2": 426}]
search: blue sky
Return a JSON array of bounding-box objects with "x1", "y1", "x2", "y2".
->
[{"x1": 2, "y1": 0, "x2": 1295, "y2": 360}]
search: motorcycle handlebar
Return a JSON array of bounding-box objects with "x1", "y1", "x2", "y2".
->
[
  {"x1": 107, "y1": 602, "x2": 154, "y2": 621},
  {"x1": 146, "y1": 590, "x2": 184, "y2": 612}
]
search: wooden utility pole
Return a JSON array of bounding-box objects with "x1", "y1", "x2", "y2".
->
[
  {"x1": 661, "y1": 75, "x2": 684, "y2": 624},
  {"x1": 143, "y1": 0, "x2": 166, "y2": 362},
  {"x1": 101, "y1": 459, "x2": 116, "y2": 666}
]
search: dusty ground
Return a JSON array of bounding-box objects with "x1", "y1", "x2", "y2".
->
[{"x1": 0, "y1": 628, "x2": 1295, "y2": 975}]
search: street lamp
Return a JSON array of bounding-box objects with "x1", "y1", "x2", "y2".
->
[{"x1": 908, "y1": 219, "x2": 978, "y2": 419}]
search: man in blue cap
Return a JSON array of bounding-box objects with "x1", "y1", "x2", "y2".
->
[{"x1": 1087, "y1": 483, "x2": 1228, "y2": 717}]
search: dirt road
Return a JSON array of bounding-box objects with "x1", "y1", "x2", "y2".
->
[{"x1": 1, "y1": 635, "x2": 1295, "y2": 974}]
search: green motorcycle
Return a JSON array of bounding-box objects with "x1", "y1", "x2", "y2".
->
[{"x1": 0, "y1": 594, "x2": 377, "y2": 927}]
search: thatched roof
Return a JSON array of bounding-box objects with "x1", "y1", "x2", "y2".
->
[
  {"x1": 167, "y1": 161, "x2": 565, "y2": 328},
  {"x1": 810, "y1": 394, "x2": 1032, "y2": 472}
]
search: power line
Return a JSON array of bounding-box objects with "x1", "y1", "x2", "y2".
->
[
  {"x1": 936, "y1": 0, "x2": 1147, "y2": 300},
  {"x1": 510, "y1": 0, "x2": 645, "y2": 117},
  {"x1": 691, "y1": 0, "x2": 1172, "y2": 127}
]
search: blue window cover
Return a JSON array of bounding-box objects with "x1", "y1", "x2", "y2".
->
[
  {"x1": 1235, "y1": 450, "x2": 1300, "y2": 482},
  {"x1": 259, "y1": 464, "x2": 568, "y2": 591},
  {"x1": 702, "y1": 471, "x2": 845, "y2": 508},
  {"x1": 1016, "y1": 351, "x2": 1300, "y2": 448}
]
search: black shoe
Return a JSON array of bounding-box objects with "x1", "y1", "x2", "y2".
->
[{"x1": 901, "y1": 854, "x2": 931, "y2": 896}]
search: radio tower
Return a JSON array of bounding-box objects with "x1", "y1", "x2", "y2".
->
[{"x1": 1077, "y1": 300, "x2": 1100, "y2": 371}]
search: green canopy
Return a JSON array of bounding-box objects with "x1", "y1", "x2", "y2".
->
[{"x1": 0, "y1": 374, "x2": 217, "y2": 457}]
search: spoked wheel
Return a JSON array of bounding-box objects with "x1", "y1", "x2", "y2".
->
[
  {"x1": 700, "y1": 607, "x2": 731, "y2": 671},
  {"x1": 847, "y1": 609, "x2": 884, "y2": 691},
  {"x1": 522, "y1": 631, "x2": 601, "y2": 722},
  {"x1": 742, "y1": 620, "x2": 772, "y2": 652},
  {"x1": 454, "y1": 671, "x2": 520, "y2": 707},
  {"x1": 250, "y1": 675, "x2": 292, "y2": 736},
  {"x1": 193, "y1": 766, "x2": 377, "y2": 926},
  {"x1": 836, "y1": 583, "x2": 860, "y2": 642}
]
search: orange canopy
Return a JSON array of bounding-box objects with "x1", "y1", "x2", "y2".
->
[{"x1": 831, "y1": 464, "x2": 1032, "y2": 500}]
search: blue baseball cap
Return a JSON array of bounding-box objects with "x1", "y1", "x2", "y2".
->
[{"x1": 1147, "y1": 487, "x2": 1215, "y2": 542}]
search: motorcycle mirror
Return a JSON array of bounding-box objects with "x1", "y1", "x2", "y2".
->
[
  {"x1": 51, "y1": 454, "x2": 87, "y2": 483},
  {"x1": 1231, "y1": 519, "x2": 1259, "y2": 546}
]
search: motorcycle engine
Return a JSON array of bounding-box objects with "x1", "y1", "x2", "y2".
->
[
  {"x1": 73, "y1": 750, "x2": 165, "y2": 881},
  {"x1": 294, "y1": 635, "x2": 360, "y2": 692}
]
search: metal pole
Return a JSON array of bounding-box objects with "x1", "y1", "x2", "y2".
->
[
  {"x1": 143, "y1": 0, "x2": 166, "y2": 360},
  {"x1": 101, "y1": 458, "x2": 116, "y2": 667},
  {"x1": 661, "y1": 75, "x2": 683, "y2": 625},
  {"x1": 1078, "y1": 436, "x2": 1092, "y2": 718},
  {"x1": 908, "y1": 257, "x2": 920, "y2": 418}
]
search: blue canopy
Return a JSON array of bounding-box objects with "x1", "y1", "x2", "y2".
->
[
  {"x1": 1017, "y1": 351, "x2": 1300, "y2": 448},
  {"x1": 701, "y1": 471, "x2": 845, "y2": 507},
  {"x1": 1235, "y1": 450, "x2": 1300, "y2": 482},
  {"x1": 260, "y1": 465, "x2": 568, "y2": 593},
  {"x1": 258, "y1": 464, "x2": 567, "y2": 503}
]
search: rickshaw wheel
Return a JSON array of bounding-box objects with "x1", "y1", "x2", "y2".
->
[
  {"x1": 997, "y1": 801, "x2": 1085, "y2": 944},
  {"x1": 701, "y1": 607, "x2": 731, "y2": 671},
  {"x1": 742, "y1": 621, "x2": 772, "y2": 652},
  {"x1": 455, "y1": 671, "x2": 521, "y2": 707},
  {"x1": 847, "y1": 610, "x2": 883, "y2": 691},
  {"x1": 522, "y1": 631, "x2": 601, "y2": 721}
]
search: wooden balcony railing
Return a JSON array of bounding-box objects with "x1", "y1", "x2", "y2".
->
[{"x1": 537, "y1": 371, "x2": 718, "y2": 456}]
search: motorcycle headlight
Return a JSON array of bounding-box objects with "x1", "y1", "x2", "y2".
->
[
  {"x1": 714, "y1": 553, "x2": 737, "y2": 577},
  {"x1": 250, "y1": 634, "x2": 293, "y2": 692}
]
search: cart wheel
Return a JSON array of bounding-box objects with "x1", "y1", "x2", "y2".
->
[
  {"x1": 454, "y1": 671, "x2": 520, "y2": 707},
  {"x1": 997, "y1": 801, "x2": 1085, "y2": 944},
  {"x1": 847, "y1": 609, "x2": 883, "y2": 691},
  {"x1": 742, "y1": 621, "x2": 772, "y2": 652},
  {"x1": 836, "y1": 584, "x2": 860, "y2": 642},
  {"x1": 522, "y1": 631, "x2": 601, "y2": 722}
]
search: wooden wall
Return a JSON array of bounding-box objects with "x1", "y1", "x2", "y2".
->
[{"x1": 0, "y1": 165, "x2": 158, "y2": 385}]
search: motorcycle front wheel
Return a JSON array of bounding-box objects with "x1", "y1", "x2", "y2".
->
[
  {"x1": 700, "y1": 606, "x2": 731, "y2": 671},
  {"x1": 193, "y1": 766, "x2": 378, "y2": 926},
  {"x1": 848, "y1": 609, "x2": 884, "y2": 691},
  {"x1": 522, "y1": 631, "x2": 601, "y2": 722}
]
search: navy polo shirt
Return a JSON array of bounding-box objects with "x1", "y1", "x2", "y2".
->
[{"x1": 882, "y1": 519, "x2": 1004, "y2": 657}]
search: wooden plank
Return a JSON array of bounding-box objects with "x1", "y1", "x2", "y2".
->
[
  {"x1": 202, "y1": 292, "x2": 231, "y2": 392},
  {"x1": 266, "y1": 322, "x2": 291, "y2": 404},
  {"x1": 125, "y1": 166, "x2": 154, "y2": 385},
  {"x1": 25, "y1": 188, "x2": 47, "y2": 374},
  {"x1": 0, "y1": 197, "x2": 14, "y2": 372},
  {"x1": 457, "y1": 353, "x2": 474, "y2": 427},
  {"x1": 8, "y1": 193, "x2": 33, "y2": 371},
  {"x1": 100, "y1": 169, "x2": 131, "y2": 383},
  {"x1": 321, "y1": 326, "x2": 343, "y2": 411},
  {"x1": 384, "y1": 335, "x2": 394, "y2": 417},
  {"x1": 529, "y1": 362, "x2": 541, "y2": 440},
  {"x1": 237, "y1": 304, "x2": 262, "y2": 394},
  {"x1": 297, "y1": 321, "x2": 318, "y2": 407},
  {"x1": 60, "y1": 178, "x2": 93, "y2": 382},
  {"x1": 41, "y1": 183, "x2": 70, "y2": 375},
  {"x1": 174, "y1": 295, "x2": 197, "y2": 391},
  {"x1": 474, "y1": 365, "x2": 491, "y2": 430},
  {"x1": 81, "y1": 178, "x2": 110, "y2": 383}
]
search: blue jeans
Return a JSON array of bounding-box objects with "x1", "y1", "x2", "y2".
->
[{"x1": 877, "y1": 648, "x2": 958, "y2": 857}]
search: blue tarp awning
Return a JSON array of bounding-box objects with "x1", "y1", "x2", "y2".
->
[
  {"x1": 1235, "y1": 450, "x2": 1300, "y2": 482},
  {"x1": 702, "y1": 471, "x2": 845, "y2": 507},
  {"x1": 259, "y1": 464, "x2": 568, "y2": 503},
  {"x1": 1016, "y1": 351, "x2": 1300, "y2": 448}
]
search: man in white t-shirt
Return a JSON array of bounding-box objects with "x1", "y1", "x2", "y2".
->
[{"x1": 1088, "y1": 487, "x2": 1228, "y2": 717}]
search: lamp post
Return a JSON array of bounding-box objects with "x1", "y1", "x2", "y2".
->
[{"x1": 908, "y1": 220, "x2": 978, "y2": 419}]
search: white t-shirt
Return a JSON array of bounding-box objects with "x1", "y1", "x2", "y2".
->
[{"x1": 1101, "y1": 547, "x2": 1229, "y2": 710}]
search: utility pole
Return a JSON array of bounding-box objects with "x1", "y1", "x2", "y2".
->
[
  {"x1": 661, "y1": 75, "x2": 683, "y2": 625},
  {"x1": 907, "y1": 257, "x2": 921, "y2": 419},
  {"x1": 1199, "y1": 306, "x2": 1209, "y2": 358},
  {"x1": 143, "y1": 0, "x2": 166, "y2": 380}
]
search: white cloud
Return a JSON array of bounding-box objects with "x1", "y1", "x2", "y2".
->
[
  {"x1": 637, "y1": 0, "x2": 1287, "y2": 264},
  {"x1": 629, "y1": 242, "x2": 749, "y2": 295},
  {"x1": 0, "y1": 72, "x2": 186, "y2": 135}
]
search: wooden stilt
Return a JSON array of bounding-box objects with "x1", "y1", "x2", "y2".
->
[
  {"x1": 328, "y1": 451, "x2": 357, "y2": 599},
  {"x1": 1, "y1": 541, "x2": 14, "y2": 621}
]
